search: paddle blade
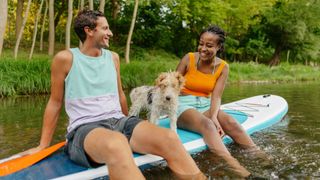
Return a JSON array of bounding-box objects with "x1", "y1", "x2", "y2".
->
[{"x1": 0, "y1": 141, "x2": 66, "y2": 176}]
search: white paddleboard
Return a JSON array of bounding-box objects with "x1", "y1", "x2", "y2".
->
[{"x1": 2, "y1": 94, "x2": 288, "y2": 180}]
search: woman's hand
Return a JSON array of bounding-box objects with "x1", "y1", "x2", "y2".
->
[{"x1": 211, "y1": 118, "x2": 225, "y2": 137}]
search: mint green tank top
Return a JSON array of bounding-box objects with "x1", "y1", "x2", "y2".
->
[{"x1": 65, "y1": 48, "x2": 124, "y2": 132}]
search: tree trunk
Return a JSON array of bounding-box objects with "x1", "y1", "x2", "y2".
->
[
  {"x1": 80, "y1": 0, "x2": 84, "y2": 10},
  {"x1": 99, "y1": 0, "x2": 105, "y2": 13},
  {"x1": 89, "y1": 0, "x2": 93, "y2": 10},
  {"x1": 112, "y1": 0, "x2": 120, "y2": 20},
  {"x1": 15, "y1": 0, "x2": 24, "y2": 39},
  {"x1": 48, "y1": 0, "x2": 55, "y2": 56},
  {"x1": 111, "y1": 0, "x2": 120, "y2": 42},
  {"x1": 286, "y1": 50, "x2": 290, "y2": 63},
  {"x1": 79, "y1": 0, "x2": 84, "y2": 47},
  {"x1": 40, "y1": 0, "x2": 48, "y2": 51},
  {"x1": 0, "y1": 0, "x2": 8, "y2": 56},
  {"x1": 125, "y1": 0, "x2": 139, "y2": 64},
  {"x1": 269, "y1": 44, "x2": 282, "y2": 66},
  {"x1": 65, "y1": 0, "x2": 73, "y2": 49},
  {"x1": 14, "y1": 0, "x2": 32, "y2": 59},
  {"x1": 29, "y1": 0, "x2": 44, "y2": 59}
]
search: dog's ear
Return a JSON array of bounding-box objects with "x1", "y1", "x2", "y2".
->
[
  {"x1": 155, "y1": 73, "x2": 167, "y2": 85},
  {"x1": 175, "y1": 72, "x2": 185, "y2": 88}
]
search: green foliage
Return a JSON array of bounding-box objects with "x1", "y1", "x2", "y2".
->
[
  {"x1": 261, "y1": 0, "x2": 320, "y2": 63},
  {"x1": 121, "y1": 60, "x2": 177, "y2": 90},
  {"x1": 3, "y1": 0, "x2": 320, "y2": 65},
  {"x1": 229, "y1": 61, "x2": 320, "y2": 82},
  {"x1": 0, "y1": 48, "x2": 319, "y2": 97},
  {"x1": 0, "y1": 58, "x2": 51, "y2": 97}
]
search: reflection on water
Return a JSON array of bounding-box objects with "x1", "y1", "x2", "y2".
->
[
  {"x1": 0, "y1": 82, "x2": 319, "y2": 178},
  {"x1": 0, "y1": 96, "x2": 68, "y2": 158}
]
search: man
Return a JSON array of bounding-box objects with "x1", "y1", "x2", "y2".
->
[{"x1": 22, "y1": 10, "x2": 205, "y2": 179}]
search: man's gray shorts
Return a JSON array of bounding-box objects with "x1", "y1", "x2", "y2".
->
[{"x1": 65, "y1": 116, "x2": 142, "y2": 168}]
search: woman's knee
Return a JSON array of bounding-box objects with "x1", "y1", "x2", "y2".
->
[
  {"x1": 200, "y1": 118, "x2": 217, "y2": 133},
  {"x1": 222, "y1": 116, "x2": 242, "y2": 132}
]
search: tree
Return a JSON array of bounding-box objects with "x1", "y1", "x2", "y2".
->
[
  {"x1": 89, "y1": 0, "x2": 93, "y2": 10},
  {"x1": 111, "y1": 0, "x2": 120, "y2": 19},
  {"x1": 99, "y1": 0, "x2": 105, "y2": 13},
  {"x1": 65, "y1": 0, "x2": 73, "y2": 49},
  {"x1": 29, "y1": 0, "x2": 45, "y2": 59},
  {"x1": 48, "y1": 0, "x2": 55, "y2": 56},
  {"x1": 40, "y1": 0, "x2": 48, "y2": 51},
  {"x1": 0, "y1": 0, "x2": 8, "y2": 56},
  {"x1": 14, "y1": 0, "x2": 32, "y2": 59},
  {"x1": 125, "y1": 0, "x2": 139, "y2": 64},
  {"x1": 262, "y1": 0, "x2": 320, "y2": 66},
  {"x1": 79, "y1": 0, "x2": 84, "y2": 47},
  {"x1": 15, "y1": 0, "x2": 24, "y2": 39}
]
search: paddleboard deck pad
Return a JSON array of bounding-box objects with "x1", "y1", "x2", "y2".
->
[{"x1": 2, "y1": 94, "x2": 288, "y2": 180}]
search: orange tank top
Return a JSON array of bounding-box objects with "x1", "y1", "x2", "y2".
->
[{"x1": 181, "y1": 53, "x2": 227, "y2": 97}]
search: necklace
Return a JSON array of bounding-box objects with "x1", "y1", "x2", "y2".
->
[{"x1": 197, "y1": 56, "x2": 217, "y2": 74}]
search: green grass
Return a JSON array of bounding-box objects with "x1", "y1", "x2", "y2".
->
[
  {"x1": 229, "y1": 62, "x2": 320, "y2": 83},
  {"x1": 0, "y1": 48, "x2": 319, "y2": 97},
  {"x1": 0, "y1": 59, "x2": 51, "y2": 97}
]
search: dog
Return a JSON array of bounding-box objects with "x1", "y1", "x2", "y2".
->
[{"x1": 129, "y1": 72, "x2": 185, "y2": 133}]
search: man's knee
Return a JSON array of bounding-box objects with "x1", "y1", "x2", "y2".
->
[
  {"x1": 157, "y1": 129, "x2": 181, "y2": 153},
  {"x1": 85, "y1": 130, "x2": 130, "y2": 161},
  {"x1": 100, "y1": 132, "x2": 129, "y2": 154}
]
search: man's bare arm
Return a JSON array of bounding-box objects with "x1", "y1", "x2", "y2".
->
[
  {"x1": 21, "y1": 50, "x2": 72, "y2": 155},
  {"x1": 112, "y1": 52, "x2": 128, "y2": 116}
]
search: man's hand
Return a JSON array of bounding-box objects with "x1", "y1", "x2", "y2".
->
[{"x1": 18, "y1": 145, "x2": 47, "y2": 157}]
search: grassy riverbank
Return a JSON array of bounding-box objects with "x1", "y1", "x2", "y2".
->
[{"x1": 0, "y1": 48, "x2": 319, "y2": 97}]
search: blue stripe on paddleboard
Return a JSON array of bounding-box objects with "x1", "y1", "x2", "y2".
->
[
  {"x1": 246, "y1": 105, "x2": 288, "y2": 135},
  {"x1": 2, "y1": 151, "x2": 86, "y2": 180}
]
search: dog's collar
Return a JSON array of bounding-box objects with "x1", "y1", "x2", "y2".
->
[{"x1": 147, "y1": 88, "x2": 154, "y2": 104}]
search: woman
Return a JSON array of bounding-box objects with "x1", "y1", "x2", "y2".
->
[{"x1": 176, "y1": 25, "x2": 261, "y2": 177}]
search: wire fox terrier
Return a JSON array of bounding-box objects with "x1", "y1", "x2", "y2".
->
[{"x1": 129, "y1": 72, "x2": 185, "y2": 133}]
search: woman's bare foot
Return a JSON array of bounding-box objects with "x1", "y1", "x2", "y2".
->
[
  {"x1": 172, "y1": 171, "x2": 207, "y2": 180},
  {"x1": 243, "y1": 146, "x2": 273, "y2": 167},
  {"x1": 221, "y1": 155, "x2": 251, "y2": 178}
]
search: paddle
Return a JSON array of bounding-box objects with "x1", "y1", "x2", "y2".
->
[{"x1": 0, "y1": 141, "x2": 66, "y2": 176}]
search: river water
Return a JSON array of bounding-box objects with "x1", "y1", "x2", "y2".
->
[{"x1": 0, "y1": 82, "x2": 319, "y2": 179}]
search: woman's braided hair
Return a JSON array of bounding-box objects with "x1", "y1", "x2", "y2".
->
[{"x1": 199, "y1": 25, "x2": 226, "y2": 54}]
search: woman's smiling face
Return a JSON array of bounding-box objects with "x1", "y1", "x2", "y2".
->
[{"x1": 197, "y1": 32, "x2": 221, "y2": 61}]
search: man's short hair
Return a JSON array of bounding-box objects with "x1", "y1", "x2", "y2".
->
[{"x1": 74, "y1": 10, "x2": 105, "y2": 43}]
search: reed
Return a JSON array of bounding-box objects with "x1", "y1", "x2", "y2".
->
[
  {"x1": 0, "y1": 59, "x2": 51, "y2": 97},
  {"x1": 0, "y1": 49, "x2": 319, "y2": 97}
]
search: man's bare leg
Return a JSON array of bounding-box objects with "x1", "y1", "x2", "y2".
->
[
  {"x1": 84, "y1": 128, "x2": 144, "y2": 180},
  {"x1": 129, "y1": 121, "x2": 204, "y2": 178}
]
